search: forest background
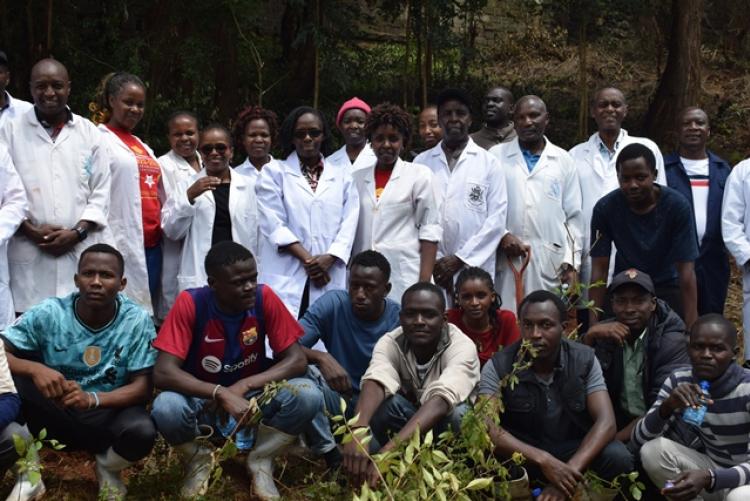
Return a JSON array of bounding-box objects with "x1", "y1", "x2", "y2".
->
[{"x1": 2, "y1": 0, "x2": 747, "y2": 162}]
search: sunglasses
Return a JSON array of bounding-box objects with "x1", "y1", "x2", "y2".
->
[
  {"x1": 200, "y1": 143, "x2": 229, "y2": 155},
  {"x1": 293, "y1": 129, "x2": 323, "y2": 140}
]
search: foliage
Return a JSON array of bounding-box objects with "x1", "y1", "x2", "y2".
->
[
  {"x1": 580, "y1": 470, "x2": 646, "y2": 501},
  {"x1": 12, "y1": 428, "x2": 65, "y2": 488}
]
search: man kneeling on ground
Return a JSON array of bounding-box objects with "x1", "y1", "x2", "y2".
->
[
  {"x1": 151, "y1": 241, "x2": 337, "y2": 501},
  {"x1": 2, "y1": 243, "x2": 157, "y2": 500},
  {"x1": 342, "y1": 282, "x2": 480, "y2": 486},
  {"x1": 300, "y1": 250, "x2": 400, "y2": 418},
  {"x1": 633, "y1": 314, "x2": 750, "y2": 500},
  {"x1": 481, "y1": 290, "x2": 633, "y2": 501},
  {"x1": 582, "y1": 268, "x2": 688, "y2": 444}
]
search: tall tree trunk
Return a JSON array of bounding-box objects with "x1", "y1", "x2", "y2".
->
[
  {"x1": 643, "y1": 0, "x2": 702, "y2": 148},
  {"x1": 419, "y1": 0, "x2": 428, "y2": 108},
  {"x1": 577, "y1": 22, "x2": 588, "y2": 142},
  {"x1": 313, "y1": 0, "x2": 321, "y2": 109},
  {"x1": 46, "y1": 0, "x2": 53, "y2": 52},
  {"x1": 403, "y1": 0, "x2": 410, "y2": 109}
]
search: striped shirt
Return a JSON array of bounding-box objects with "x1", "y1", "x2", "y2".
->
[{"x1": 632, "y1": 364, "x2": 750, "y2": 490}]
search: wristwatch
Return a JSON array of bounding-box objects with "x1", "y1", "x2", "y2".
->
[{"x1": 73, "y1": 226, "x2": 88, "y2": 242}]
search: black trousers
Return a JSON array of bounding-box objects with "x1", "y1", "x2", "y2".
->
[
  {"x1": 14, "y1": 376, "x2": 156, "y2": 461},
  {"x1": 518, "y1": 438, "x2": 634, "y2": 482}
]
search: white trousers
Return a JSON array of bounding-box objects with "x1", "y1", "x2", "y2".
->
[{"x1": 640, "y1": 437, "x2": 750, "y2": 501}]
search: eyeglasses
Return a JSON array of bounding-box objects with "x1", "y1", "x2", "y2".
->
[
  {"x1": 293, "y1": 129, "x2": 323, "y2": 140},
  {"x1": 200, "y1": 143, "x2": 229, "y2": 155}
]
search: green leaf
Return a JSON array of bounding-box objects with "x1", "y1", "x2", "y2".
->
[
  {"x1": 341, "y1": 434, "x2": 353, "y2": 445},
  {"x1": 465, "y1": 478, "x2": 493, "y2": 490},
  {"x1": 339, "y1": 397, "x2": 347, "y2": 415},
  {"x1": 630, "y1": 485, "x2": 643, "y2": 500},
  {"x1": 38, "y1": 429, "x2": 47, "y2": 440},
  {"x1": 422, "y1": 467, "x2": 434, "y2": 488},
  {"x1": 12, "y1": 434, "x2": 26, "y2": 456},
  {"x1": 423, "y1": 430, "x2": 433, "y2": 447},
  {"x1": 404, "y1": 444, "x2": 414, "y2": 464},
  {"x1": 432, "y1": 450, "x2": 449, "y2": 463},
  {"x1": 34, "y1": 442, "x2": 43, "y2": 451},
  {"x1": 28, "y1": 470, "x2": 41, "y2": 486}
]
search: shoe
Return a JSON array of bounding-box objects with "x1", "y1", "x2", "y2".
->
[
  {"x1": 175, "y1": 440, "x2": 215, "y2": 498},
  {"x1": 5, "y1": 473, "x2": 45, "y2": 501},
  {"x1": 246, "y1": 423, "x2": 296, "y2": 500},
  {"x1": 95, "y1": 447, "x2": 133, "y2": 500}
]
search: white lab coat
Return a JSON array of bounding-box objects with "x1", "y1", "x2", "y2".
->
[
  {"x1": 99, "y1": 124, "x2": 163, "y2": 315},
  {"x1": 325, "y1": 143, "x2": 377, "y2": 172},
  {"x1": 0, "y1": 109, "x2": 111, "y2": 312},
  {"x1": 0, "y1": 92, "x2": 33, "y2": 130},
  {"x1": 157, "y1": 150, "x2": 202, "y2": 319},
  {"x1": 721, "y1": 158, "x2": 750, "y2": 359},
  {"x1": 256, "y1": 152, "x2": 359, "y2": 317},
  {"x1": 490, "y1": 138, "x2": 583, "y2": 312},
  {"x1": 569, "y1": 130, "x2": 666, "y2": 289},
  {"x1": 162, "y1": 167, "x2": 257, "y2": 291},
  {"x1": 0, "y1": 145, "x2": 28, "y2": 327},
  {"x1": 351, "y1": 158, "x2": 442, "y2": 301},
  {"x1": 413, "y1": 138, "x2": 507, "y2": 283}
]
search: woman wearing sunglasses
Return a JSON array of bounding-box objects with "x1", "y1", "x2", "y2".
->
[
  {"x1": 161, "y1": 124, "x2": 257, "y2": 291},
  {"x1": 93, "y1": 72, "x2": 163, "y2": 315},
  {"x1": 256, "y1": 106, "x2": 359, "y2": 318}
]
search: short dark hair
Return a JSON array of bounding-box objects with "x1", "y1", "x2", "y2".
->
[
  {"x1": 402, "y1": 282, "x2": 446, "y2": 311},
  {"x1": 435, "y1": 88, "x2": 472, "y2": 115},
  {"x1": 200, "y1": 123, "x2": 232, "y2": 144},
  {"x1": 279, "y1": 106, "x2": 333, "y2": 157},
  {"x1": 455, "y1": 266, "x2": 502, "y2": 317},
  {"x1": 350, "y1": 250, "x2": 391, "y2": 281},
  {"x1": 690, "y1": 313, "x2": 738, "y2": 347},
  {"x1": 232, "y1": 105, "x2": 280, "y2": 153},
  {"x1": 364, "y1": 103, "x2": 413, "y2": 150},
  {"x1": 616, "y1": 142, "x2": 656, "y2": 173},
  {"x1": 204, "y1": 241, "x2": 254, "y2": 276},
  {"x1": 79, "y1": 243, "x2": 125, "y2": 276},
  {"x1": 518, "y1": 290, "x2": 567, "y2": 323},
  {"x1": 167, "y1": 110, "x2": 200, "y2": 129}
]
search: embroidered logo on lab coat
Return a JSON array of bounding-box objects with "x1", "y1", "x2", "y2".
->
[
  {"x1": 545, "y1": 178, "x2": 562, "y2": 200},
  {"x1": 466, "y1": 183, "x2": 486, "y2": 210}
]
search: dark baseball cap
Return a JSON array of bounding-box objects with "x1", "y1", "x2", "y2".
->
[
  {"x1": 608, "y1": 268, "x2": 655, "y2": 296},
  {"x1": 0, "y1": 51, "x2": 7, "y2": 66}
]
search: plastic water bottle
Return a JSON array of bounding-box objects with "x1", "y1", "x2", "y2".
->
[
  {"x1": 683, "y1": 380, "x2": 711, "y2": 426},
  {"x1": 531, "y1": 487, "x2": 542, "y2": 498},
  {"x1": 664, "y1": 481, "x2": 675, "y2": 489}
]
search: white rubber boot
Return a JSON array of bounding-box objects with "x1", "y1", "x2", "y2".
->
[
  {"x1": 5, "y1": 453, "x2": 46, "y2": 501},
  {"x1": 246, "y1": 423, "x2": 296, "y2": 500},
  {"x1": 175, "y1": 441, "x2": 215, "y2": 498},
  {"x1": 94, "y1": 447, "x2": 133, "y2": 500}
]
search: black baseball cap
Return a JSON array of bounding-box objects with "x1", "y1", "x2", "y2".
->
[{"x1": 608, "y1": 268, "x2": 656, "y2": 296}]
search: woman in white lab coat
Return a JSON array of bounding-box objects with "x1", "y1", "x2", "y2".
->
[
  {"x1": 0, "y1": 145, "x2": 27, "y2": 328},
  {"x1": 93, "y1": 72, "x2": 163, "y2": 315},
  {"x1": 256, "y1": 106, "x2": 359, "y2": 318},
  {"x1": 232, "y1": 105, "x2": 280, "y2": 181},
  {"x1": 351, "y1": 103, "x2": 440, "y2": 301},
  {"x1": 157, "y1": 111, "x2": 202, "y2": 318},
  {"x1": 162, "y1": 124, "x2": 257, "y2": 291}
]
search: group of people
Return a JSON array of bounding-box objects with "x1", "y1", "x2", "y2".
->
[{"x1": 0, "y1": 50, "x2": 749, "y2": 501}]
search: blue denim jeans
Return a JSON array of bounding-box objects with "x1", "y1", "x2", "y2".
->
[
  {"x1": 151, "y1": 377, "x2": 336, "y2": 455},
  {"x1": 369, "y1": 393, "x2": 467, "y2": 448},
  {"x1": 304, "y1": 365, "x2": 359, "y2": 420}
]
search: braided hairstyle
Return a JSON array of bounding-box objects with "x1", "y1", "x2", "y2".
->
[
  {"x1": 364, "y1": 102, "x2": 413, "y2": 151},
  {"x1": 454, "y1": 266, "x2": 501, "y2": 326},
  {"x1": 231, "y1": 105, "x2": 279, "y2": 153},
  {"x1": 89, "y1": 72, "x2": 146, "y2": 125}
]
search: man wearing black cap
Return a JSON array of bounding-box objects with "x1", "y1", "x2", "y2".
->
[
  {"x1": 582, "y1": 268, "x2": 689, "y2": 444},
  {"x1": 0, "y1": 51, "x2": 32, "y2": 129}
]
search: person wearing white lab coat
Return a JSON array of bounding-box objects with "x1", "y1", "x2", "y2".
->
[
  {"x1": 351, "y1": 103, "x2": 441, "y2": 302},
  {"x1": 0, "y1": 144, "x2": 27, "y2": 327},
  {"x1": 569, "y1": 87, "x2": 665, "y2": 292},
  {"x1": 0, "y1": 51, "x2": 33, "y2": 129},
  {"x1": 162, "y1": 125, "x2": 257, "y2": 291},
  {"x1": 413, "y1": 88, "x2": 507, "y2": 299},
  {"x1": 157, "y1": 112, "x2": 202, "y2": 319},
  {"x1": 93, "y1": 72, "x2": 163, "y2": 316},
  {"x1": 721, "y1": 158, "x2": 750, "y2": 365},
  {"x1": 325, "y1": 97, "x2": 377, "y2": 172},
  {"x1": 490, "y1": 96, "x2": 583, "y2": 313},
  {"x1": 256, "y1": 106, "x2": 359, "y2": 318},
  {"x1": 0, "y1": 59, "x2": 111, "y2": 313}
]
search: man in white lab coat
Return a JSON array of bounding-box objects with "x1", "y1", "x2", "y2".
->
[
  {"x1": 0, "y1": 59, "x2": 111, "y2": 314},
  {"x1": 490, "y1": 95, "x2": 583, "y2": 313},
  {"x1": 569, "y1": 87, "x2": 665, "y2": 297},
  {"x1": 413, "y1": 88, "x2": 507, "y2": 300},
  {"x1": 722, "y1": 157, "x2": 750, "y2": 367},
  {"x1": 0, "y1": 51, "x2": 32, "y2": 129},
  {"x1": 0, "y1": 145, "x2": 27, "y2": 328}
]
